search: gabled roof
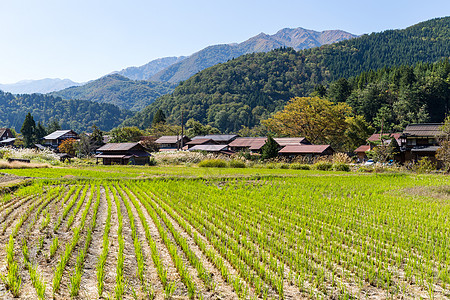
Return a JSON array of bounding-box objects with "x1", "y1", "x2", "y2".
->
[
  {"x1": 186, "y1": 138, "x2": 214, "y2": 145},
  {"x1": 368, "y1": 133, "x2": 402, "y2": 144},
  {"x1": 0, "y1": 138, "x2": 16, "y2": 144},
  {"x1": 402, "y1": 123, "x2": 443, "y2": 137},
  {"x1": 228, "y1": 137, "x2": 268, "y2": 150},
  {"x1": 354, "y1": 145, "x2": 371, "y2": 153},
  {"x1": 279, "y1": 144, "x2": 332, "y2": 154},
  {"x1": 192, "y1": 134, "x2": 238, "y2": 142},
  {"x1": 43, "y1": 130, "x2": 78, "y2": 140},
  {"x1": 97, "y1": 143, "x2": 144, "y2": 152},
  {"x1": 188, "y1": 145, "x2": 228, "y2": 152},
  {"x1": 0, "y1": 128, "x2": 11, "y2": 138},
  {"x1": 274, "y1": 137, "x2": 309, "y2": 146},
  {"x1": 155, "y1": 135, "x2": 188, "y2": 144}
]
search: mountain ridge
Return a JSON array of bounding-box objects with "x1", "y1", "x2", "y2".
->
[
  {"x1": 0, "y1": 78, "x2": 82, "y2": 94},
  {"x1": 149, "y1": 28, "x2": 356, "y2": 83}
]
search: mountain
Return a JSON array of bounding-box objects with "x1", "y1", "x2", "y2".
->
[
  {"x1": 149, "y1": 28, "x2": 356, "y2": 83},
  {"x1": 50, "y1": 74, "x2": 177, "y2": 111},
  {"x1": 123, "y1": 17, "x2": 450, "y2": 133},
  {"x1": 0, "y1": 78, "x2": 81, "y2": 94},
  {"x1": 114, "y1": 56, "x2": 186, "y2": 80},
  {"x1": 0, "y1": 91, "x2": 131, "y2": 132}
]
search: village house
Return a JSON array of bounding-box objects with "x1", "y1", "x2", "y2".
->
[
  {"x1": 279, "y1": 144, "x2": 334, "y2": 159},
  {"x1": 354, "y1": 133, "x2": 402, "y2": 162},
  {"x1": 191, "y1": 134, "x2": 238, "y2": 145},
  {"x1": 188, "y1": 144, "x2": 234, "y2": 155},
  {"x1": 273, "y1": 137, "x2": 311, "y2": 146},
  {"x1": 155, "y1": 135, "x2": 190, "y2": 151},
  {"x1": 185, "y1": 138, "x2": 217, "y2": 149},
  {"x1": 228, "y1": 137, "x2": 273, "y2": 153},
  {"x1": 0, "y1": 128, "x2": 16, "y2": 146},
  {"x1": 95, "y1": 143, "x2": 151, "y2": 165},
  {"x1": 42, "y1": 130, "x2": 79, "y2": 148},
  {"x1": 399, "y1": 123, "x2": 443, "y2": 164}
]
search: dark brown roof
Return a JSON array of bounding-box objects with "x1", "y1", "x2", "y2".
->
[
  {"x1": 354, "y1": 145, "x2": 371, "y2": 153},
  {"x1": 279, "y1": 145, "x2": 332, "y2": 154},
  {"x1": 186, "y1": 138, "x2": 214, "y2": 145},
  {"x1": 274, "y1": 137, "x2": 309, "y2": 146},
  {"x1": 155, "y1": 135, "x2": 188, "y2": 144},
  {"x1": 403, "y1": 124, "x2": 443, "y2": 137},
  {"x1": 97, "y1": 143, "x2": 143, "y2": 152},
  {"x1": 228, "y1": 137, "x2": 268, "y2": 150},
  {"x1": 368, "y1": 133, "x2": 402, "y2": 143},
  {"x1": 192, "y1": 134, "x2": 238, "y2": 142}
]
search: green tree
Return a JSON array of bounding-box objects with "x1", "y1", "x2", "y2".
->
[
  {"x1": 90, "y1": 125, "x2": 104, "y2": 148},
  {"x1": 35, "y1": 121, "x2": 47, "y2": 142},
  {"x1": 185, "y1": 118, "x2": 220, "y2": 137},
  {"x1": 436, "y1": 116, "x2": 450, "y2": 171},
  {"x1": 46, "y1": 118, "x2": 61, "y2": 133},
  {"x1": 21, "y1": 112, "x2": 36, "y2": 148},
  {"x1": 261, "y1": 136, "x2": 279, "y2": 160},
  {"x1": 109, "y1": 127, "x2": 144, "y2": 143},
  {"x1": 152, "y1": 109, "x2": 166, "y2": 126}
]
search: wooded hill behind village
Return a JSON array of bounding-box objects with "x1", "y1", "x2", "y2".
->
[{"x1": 0, "y1": 16, "x2": 449, "y2": 153}]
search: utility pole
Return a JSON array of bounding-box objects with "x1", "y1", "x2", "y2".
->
[{"x1": 180, "y1": 110, "x2": 184, "y2": 150}]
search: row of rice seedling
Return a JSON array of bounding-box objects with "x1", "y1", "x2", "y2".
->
[
  {"x1": 127, "y1": 182, "x2": 197, "y2": 298},
  {"x1": 139, "y1": 175, "x2": 450, "y2": 298},
  {"x1": 65, "y1": 184, "x2": 90, "y2": 230},
  {"x1": 53, "y1": 184, "x2": 84, "y2": 232},
  {"x1": 97, "y1": 185, "x2": 112, "y2": 297},
  {"x1": 111, "y1": 184, "x2": 126, "y2": 299},
  {"x1": 132, "y1": 183, "x2": 250, "y2": 298},
  {"x1": 70, "y1": 185, "x2": 101, "y2": 297},
  {"x1": 52, "y1": 183, "x2": 93, "y2": 296}
]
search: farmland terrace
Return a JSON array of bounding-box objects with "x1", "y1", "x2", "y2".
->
[{"x1": 0, "y1": 166, "x2": 448, "y2": 299}]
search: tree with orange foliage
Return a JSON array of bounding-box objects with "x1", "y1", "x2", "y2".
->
[{"x1": 58, "y1": 138, "x2": 76, "y2": 156}]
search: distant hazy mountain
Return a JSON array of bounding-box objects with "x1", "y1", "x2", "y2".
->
[
  {"x1": 50, "y1": 74, "x2": 177, "y2": 111},
  {"x1": 0, "y1": 78, "x2": 81, "y2": 94},
  {"x1": 149, "y1": 28, "x2": 356, "y2": 83},
  {"x1": 114, "y1": 56, "x2": 187, "y2": 80}
]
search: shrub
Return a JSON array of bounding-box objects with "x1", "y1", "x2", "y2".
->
[
  {"x1": 413, "y1": 157, "x2": 436, "y2": 174},
  {"x1": 313, "y1": 161, "x2": 333, "y2": 171},
  {"x1": 147, "y1": 157, "x2": 157, "y2": 166},
  {"x1": 198, "y1": 159, "x2": 227, "y2": 168},
  {"x1": 278, "y1": 163, "x2": 290, "y2": 169},
  {"x1": 290, "y1": 163, "x2": 311, "y2": 170},
  {"x1": 332, "y1": 162, "x2": 350, "y2": 172},
  {"x1": 228, "y1": 160, "x2": 246, "y2": 168}
]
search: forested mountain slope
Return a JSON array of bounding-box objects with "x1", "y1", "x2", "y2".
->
[
  {"x1": 124, "y1": 17, "x2": 450, "y2": 132},
  {"x1": 50, "y1": 74, "x2": 177, "y2": 111},
  {"x1": 0, "y1": 91, "x2": 132, "y2": 132}
]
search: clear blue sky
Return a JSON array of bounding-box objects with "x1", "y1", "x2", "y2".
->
[{"x1": 0, "y1": 0, "x2": 448, "y2": 83}]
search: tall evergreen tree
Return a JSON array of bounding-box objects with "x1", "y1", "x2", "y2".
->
[
  {"x1": 152, "y1": 109, "x2": 166, "y2": 126},
  {"x1": 21, "y1": 112, "x2": 36, "y2": 148},
  {"x1": 35, "y1": 121, "x2": 47, "y2": 142},
  {"x1": 261, "y1": 136, "x2": 279, "y2": 160}
]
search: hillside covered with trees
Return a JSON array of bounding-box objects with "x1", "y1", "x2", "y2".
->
[
  {"x1": 123, "y1": 17, "x2": 450, "y2": 132},
  {"x1": 0, "y1": 91, "x2": 132, "y2": 132},
  {"x1": 51, "y1": 74, "x2": 177, "y2": 111}
]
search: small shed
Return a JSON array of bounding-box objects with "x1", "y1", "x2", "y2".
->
[
  {"x1": 95, "y1": 143, "x2": 151, "y2": 165},
  {"x1": 354, "y1": 145, "x2": 371, "y2": 162}
]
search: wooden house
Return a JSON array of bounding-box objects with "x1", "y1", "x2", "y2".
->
[
  {"x1": 0, "y1": 128, "x2": 15, "y2": 146},
  {"x1": 279, "y1": 144, "x2": 334, "y2": 158},
  {"x1": 188, "y1": 144, "x2": 234, "y2": 155},
  {"x1": 273, "y1": 137, "x2": 310, "y2": 146},
  {"x1": 43, "y1": 130, "x2": 79, "y2": 148},
  {"x1": 228, "y1": 137, "x2": 277, "y2": 153},
  {"x1": 185, "y1": 138, "x2": 217, "y2": 149},
  {"x1": 399, "y1": 123, "x2": 443, "y2": 164},
  {"x1": 155, "y1": 135, "x2": 190, "y2": 151},
  {"x1": 95, "y1": 143, "x2": 151, "y2": 165},
  {"x1": 191, "y1": 134, "x2": 238, "y2": 145}
]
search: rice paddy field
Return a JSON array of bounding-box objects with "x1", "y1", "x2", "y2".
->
[{"x1": 0, "y1": 166, "x2": 449, "y2": 299}]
